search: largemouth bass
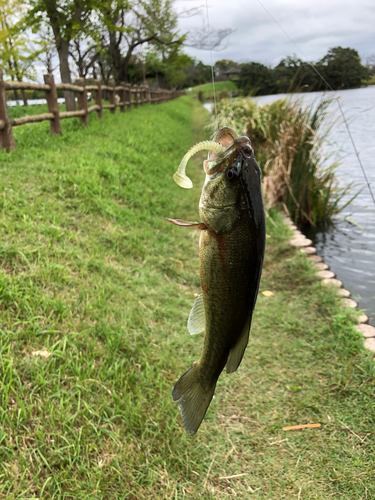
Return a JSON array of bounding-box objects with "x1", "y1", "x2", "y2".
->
[{"x1": 168, "y1": 127, "x2": 266, "y2": 435}]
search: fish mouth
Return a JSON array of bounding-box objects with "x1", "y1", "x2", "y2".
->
[{"x1": 205, "y1": 131, "x2": 251, "y2": 175}]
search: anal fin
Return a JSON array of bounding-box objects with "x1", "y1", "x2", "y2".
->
[{"x1": 226, "y1": 314, "x2": 252, "y2": 374}]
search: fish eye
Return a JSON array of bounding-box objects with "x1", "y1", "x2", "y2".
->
[
  {"x1": 226, "y1": 168, "x2": 238, "y2": 182},
  {"x1": 242, "y1": 145, "x2": 253, "y2": 157}
]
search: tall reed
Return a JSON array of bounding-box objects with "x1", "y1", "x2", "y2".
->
[{"x1": 209, "y1": 97, "x2": 356, "y2": 225}]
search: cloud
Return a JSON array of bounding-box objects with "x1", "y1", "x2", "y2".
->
[{"x1": 177, "y1": 0, "x2": 375, "y2": 66}]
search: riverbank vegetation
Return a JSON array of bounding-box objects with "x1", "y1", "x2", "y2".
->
[
  {"x1": 0, "y1": 97, "x2": 374, "y2": 497},
  {"x1": 210, "y1": 96, "x2": 356, "y2": 225}
]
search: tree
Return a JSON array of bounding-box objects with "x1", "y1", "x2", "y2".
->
[
  {"x1": 69, "y1": 32, "x2": 101, "y2": 78},
  {"x1": 318, "y1": 46, "x2": 370, "y2": 89},
  {"x1": 365, "y1": 55, "x2": 375, "y2": 78},
  {"x1": 238, "y1": 62, "x2": 276, "y2": 96},
  {"x1": 214, "y1": 59, "x2": 238, "y2": 78},
  {"x1": 94, "y1": 0, "x2": 183, "y2": 85},
  {"x1": 0, "y1": 0, "x2": 40, "y2": 104},
  {"x1": 143, "y1": 46, "x2": 192, "y2": 88},
  {"x1": 25, "y1": 0, "x2": 95, "y2": 110},
  {"x1": 181, "y1": 58, "x2": 211, "y2": 88},
  {"x1": 273, "y1": 55, "x2": 320, "y2": 93},
  {"x1": 34, "y1": 24, "x2": 58, "y2": 75}
]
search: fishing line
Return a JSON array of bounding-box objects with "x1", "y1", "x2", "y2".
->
[
  {"x1": 255, "y1": 0, "x2": 375, "y2": 208},
  {"x1": 205, "y1": 0, "x2": 218, "y2": 129}
]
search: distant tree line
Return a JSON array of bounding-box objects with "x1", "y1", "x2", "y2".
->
[{"x1": 234, "y1": 47, "x2": 371, "y2": 96}]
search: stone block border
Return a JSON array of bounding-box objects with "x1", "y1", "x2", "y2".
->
[{"x1": 281, "y1": 214, "x2": 375, "y2": 353}]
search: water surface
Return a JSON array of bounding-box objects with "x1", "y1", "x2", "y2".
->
[{"x1": 206, "y1": 87, "x2": 375, "y2": 324}]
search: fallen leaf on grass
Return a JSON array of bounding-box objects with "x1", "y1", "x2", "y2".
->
[
  {"x1": 262, "y1": 291, "x2": 274, "y2": 297},
  {"x1": 283, "y1": 423, "x2": 321, "y2": 431},
  {"x1": 31, "y1": 350, "x2": 51, "y2": 358}
]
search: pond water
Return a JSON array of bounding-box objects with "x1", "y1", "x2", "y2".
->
[{"x1": 205, "y1": 87, "x2": 375, "y2": 325}]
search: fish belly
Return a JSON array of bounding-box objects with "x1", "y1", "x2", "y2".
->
[{"x1": 198, "y1": 212, "x2": 263, "y2": 382}]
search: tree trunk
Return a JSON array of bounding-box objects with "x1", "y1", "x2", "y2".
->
[
  {"x1": 108, "y1": 32, "x2": 123, "y2": 85},
  {"x1": 118, "y1": 51, "x2": 132, "y2": 84},
  {"x1": 57, "y1": 39, "x2": 76, "y2": 111},
  {"x1": 21, "y1": 89, "x2": 28, "y2": 106}
]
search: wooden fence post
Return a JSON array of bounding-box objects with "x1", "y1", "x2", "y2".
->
[
  {"x1": 44, "y1": 73, "x2": 62, "y2": 135},
  {"x1": 75, "y1": 78, "x2": 88, "y2": 125},
  {"x1": 120, "y1": 82, "x2": 126, "y2": 112},
  {"x1": 95, "y1": 79, "x2": 103, "y2": 119},
  {"x1": 110, "y1": 84, "x2": 116, "y2": 114},
  {"x1": 133, "y1": 85, "x2": 139, "y2": 108},
  {"x1": 125, "y1": 84, "x2": 132, "y2": 111},
  {"x1": 142, "y1": 85, "x2": 146, "y2": 104},
  {"x1": 0, "y1": 68, "x2": 16, "y2": 151}
]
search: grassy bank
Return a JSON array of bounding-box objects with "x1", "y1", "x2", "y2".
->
[
  {"x1": 0, "y1": 98, "x2": 374, "y2": 498},
  {"x1": 187, "y1": 81, "x2": 238, "y2": 102}
]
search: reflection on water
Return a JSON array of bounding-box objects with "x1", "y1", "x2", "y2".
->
[{"x1": 205, "y1": 87, "x2": 375, "y2": 324}]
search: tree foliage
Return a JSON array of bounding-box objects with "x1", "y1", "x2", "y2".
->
[
  {"x1": 237, "y1": 62, "x2": 275, "y2": 96},
  {"x1": 181, "y1": 59, "x2": 211, "y2": 88},
  {"x1": 214, "y1": 59, "x2": 237, "y2": 77},
  {"x1": 238, "y1": 47, "x2": 370, "y2": 97},
  {"x1": 0, "y1": 0, "x2": 41, "y2": 104},
  {"x1": 25, "y1": 0, "x2": 95, "y2": 109},
  {"x1": 318, "y1": 46, "x2": 370, "y2": 89},
  {"x1": 93, "y1": 0, "x2": 183, "y2": 84}
]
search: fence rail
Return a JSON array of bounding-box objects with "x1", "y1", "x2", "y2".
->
[{"x1": 0, "y1": 68, "x2": 184, "y2": 152}]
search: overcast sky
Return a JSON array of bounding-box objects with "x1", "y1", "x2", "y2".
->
[{"x1": 176, "y1": 0, "x2": 375, "y2": 67}]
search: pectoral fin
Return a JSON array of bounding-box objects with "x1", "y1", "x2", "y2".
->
[
  {"x1": 187, "y1": 293, "x2": 205, "y2": 335},
  {"x1": 226, "y1": 313, "x2": 252, "y2": 374},
  {"x1": 166, "y1": 218, "x2": 207, "y2": 230}
]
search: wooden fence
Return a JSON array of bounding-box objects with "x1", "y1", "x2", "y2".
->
[{"x1": 0, "y1": 68, "x2": 184, "y2": 152}]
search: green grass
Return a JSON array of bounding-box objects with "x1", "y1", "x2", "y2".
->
[
  {"x1": 0, "y1": 97, "x2": 374, "y2": 498},
  {"x1": 187, "y1": 81, "x2": 239, "y2": 102},
  {"x1": 187, "y1": 81, "x2": 238, "y2": 94},
  {"x1": 7, "y1": 102, "x2": 67, "y2": 119},
  {"x1": 364, "y1": 75, "x2": 375, "y2": 86}
]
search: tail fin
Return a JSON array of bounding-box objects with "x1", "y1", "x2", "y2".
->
[{"x1": 172, "y1": 364, "x2": 216, "y2": 435}]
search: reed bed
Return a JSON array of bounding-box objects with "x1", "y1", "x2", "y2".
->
[{"x1": 209, "y1": 97, "x2": 356, "y2": 225}]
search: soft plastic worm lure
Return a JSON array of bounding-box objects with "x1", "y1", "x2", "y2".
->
[{"x1": 173, "y1": 141, "x2": 224, "y2": 188}]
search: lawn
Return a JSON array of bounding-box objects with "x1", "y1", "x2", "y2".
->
[
  {"x1": 187, "y1": 81, "x2": 239, "y2": 101},
  {"x1": 188, "y1": 81, "x2": 238, "y2": 94},
  {"x1": 0, "y1": 96, "x2": 374, "y2": 498}
]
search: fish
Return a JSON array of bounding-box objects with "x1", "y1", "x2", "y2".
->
[{"x1": 167, "y1": 126, "x2": 266, "y2": 435}]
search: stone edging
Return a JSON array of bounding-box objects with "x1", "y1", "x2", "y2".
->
[{"x1": 281, "y1": 215, "x2": 375, "y2": 354}]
